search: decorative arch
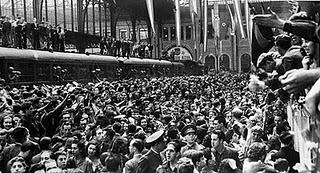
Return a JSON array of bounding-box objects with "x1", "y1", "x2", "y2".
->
[
  {"x1": 219, "y1": 54, "x2": 230, "y2": 71},
  {"x1": 166, "y1": 45, "x2": 193, "y2": 61},
  {"x1": 240, "y1": 53, "x2": 251, "y2": 73}
]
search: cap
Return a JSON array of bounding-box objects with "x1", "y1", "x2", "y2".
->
[
  {"x1": 181, "y1": 124, "x2": 197, "y2": 137},
  {"x1": 146, "y1": 130, "x2": 165, "y2": 145}
]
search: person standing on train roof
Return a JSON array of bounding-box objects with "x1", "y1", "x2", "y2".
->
[
  {"x1": 13, "y1": 17, "x2": 23, "y2": 49},
  {"x1": 31, "y1": 17, "x2": 41, "y2": 50},
  {"x1": 2, "y1": 17, "x2": 12, "y2": 47},
  {"x1": 57, "y1": 26, "x2": 65, "y2": 52}
]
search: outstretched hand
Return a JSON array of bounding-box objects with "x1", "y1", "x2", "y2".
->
[
  {"x1": 279, "y1": 69, "x2": 320, "y2": 94},
  {"x1": 253, "y1": 7, "x2": 285, "y2": 29}
]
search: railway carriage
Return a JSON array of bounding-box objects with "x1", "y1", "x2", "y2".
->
[{"x1": 0, "y1": 47, "x2": 191, "y2": 85}]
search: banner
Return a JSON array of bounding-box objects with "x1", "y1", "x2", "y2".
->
[
  {"x1": 175, "y1": 0, "x2": 181, "y2": 46},
  {"x1": 223, "y1": 0, "x2": 235, "y2": 35},
  {"x1": 233, "y1": 0, "x2": 245, "y2": 38},
  {"x1": 251, "y1": 22, "x2": 274, "y2": 66},
  {"x1": 245, "y1": 0, "x2": 252, "y2": 42},
  {"x1": 146, "y1": 0, "x2": 155, "y2": 34},
  {"x1": 203, "y1": 0, "x2": 208, "y2": 52}
]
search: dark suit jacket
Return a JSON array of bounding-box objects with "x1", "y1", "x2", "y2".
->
[
  {"x1": 0, "y1": 143, "x2": 22, "y2": 173},
  {"x1": 136, "y1": 149, "x2": 162, "y2": 173},
  {"x1": 271, "y1": 146, "x2": 300, "y2": 173},
  {"x1": 212, "y1": 146, "x2": 241, "y2": 171}
]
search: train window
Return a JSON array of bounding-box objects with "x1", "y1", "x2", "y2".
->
[
  {"x1": 186, "y1": 25, "x2": 192, "y2": 40},
  {"x1": 163, "y1": 27, "x2": 169, "y2": 41},
  {"x1": 54, "y1": 64, "x2": 78, "y2": 81},
  {"x1": 37, "y1": 64, "x2": 50, "y2": 82},
  {"x1": 170, "y1": 27, "x2": 176, "y2": 41},
  {"x1": 16, "y1": 62, "x2": 34, "y2": 82}
]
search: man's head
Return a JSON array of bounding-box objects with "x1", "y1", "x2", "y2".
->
[
  {"x1": 211, "y1": 130, "x2": 225, "y2": 150},
  {"x1": 129, "y1": 138, "x2": 144, "y2": 154},
  {"x1": 274, "y1": 114, "x2": 284, "y2": 127},
  {"x1": 275, "y1": 34, "x2": 292, "y2": 56},
  {"x1": 104, "y1": 153, "x2": 122, "y2": 172},
  {"x1": 61, "y1": 122, "x2": 72, "y2": 137},
  {"x1": 177, "y1": 157, "x2": 195, "y2": 173},
  {"x1": 257, "y1": 53, "x2": 277, "y2": 73},
  {"x1": 11, "y1": 127, "x2": 29, "y2": 144},
  {"x1": 279, "y1": 132, "x2": 294, "y2": 147},
  {"x1": 181, "y1": 125, "x2": 197, "y2": 145},
  {"x1": 251, "y1": 126, "x2": 263, "y2": 142},
  {"x1": 165, "y1": 141, "x2": 180, "y2": 162},
  {"x1": 211, "y1": 116, "x2": 227, "y2": 131}
]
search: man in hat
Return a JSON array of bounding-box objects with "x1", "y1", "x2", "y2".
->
[
  {"x1": 180, "y1": 124, "x2": 204, "y2": 155},
  {"x1": 136, "y1": 130, "x2": 166, "y2": 173}
]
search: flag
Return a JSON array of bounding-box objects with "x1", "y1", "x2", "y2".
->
[
  {"x1": 191, "y1": 0, "x2": 197, "y2": 15},
  {"x1": 244, "y1": 0, "x2": 252, "y2": 42},
  {"x1": 251, "y1": 22, "x2": 274, "y2": 67},
  {"x1": 146, "y1": 0, "x2": 155, "y2": 34},
  {"x1": 251, "y1": 5, "x2": 274, "y2": 67},
  {"x1": 189, "y1": 0, "x2": 197, "y2": 50},
  {"x1": 175, "y1": 0, "x2": 181, "y2": 46},
  {"x1": 233, "y1": 0, "x2": 245, "y2": 38},
  {"x1": 189, "y1": 0, "x2": 198, "y2": 25},
  {"x1": 223, "y1": 0, "x2": 235, "y2": 35},
  {"x1": 203, "y1": 0, "x2": 208, "y2": 52}
]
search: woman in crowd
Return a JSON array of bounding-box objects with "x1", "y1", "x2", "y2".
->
[
  {"x1": 7, "y1": 156, "x2": 28, "y2": 173},
  {"x1": 70, "y1": 139, "x2": 94, "y2": 173},
  {"x1": 86, "y1": 141, "x2": 103, "y2": 172}
]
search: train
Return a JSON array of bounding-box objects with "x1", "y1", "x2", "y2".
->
[{"x1": 0, "y1": 47, "x2": 204, "y2": 85}]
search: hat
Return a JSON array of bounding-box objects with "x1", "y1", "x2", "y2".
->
[
  {"x1": 256, "y1": 52, "x2": 277, "y2": 68},
  {"x1": 146, "y1": 129, "x2": 165, "y2": 145},
  {"x1": 181, "y1": 124, "x2": 197, "y2": 137}
]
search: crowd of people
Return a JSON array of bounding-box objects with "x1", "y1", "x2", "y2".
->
[
  {"x1": 0, "y1": 72, "x2": 286, "y2": 173},
  {"x1": 99, "y1": 37, "x2": 154, "y2": 59},
  {"x1": 0, "y1": 16, "x2": 65, "y2": 51},
  {"x1": 0, "y1": 1, "x2": 320, "y2": 173}
]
